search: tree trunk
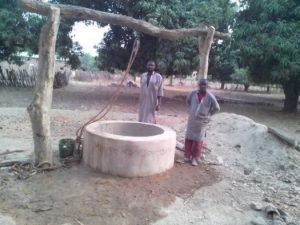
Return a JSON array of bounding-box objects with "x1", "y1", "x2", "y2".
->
[
  {"x1": 220, "y1": 81, "x2": 225, "y2": 89},
  {"x1": 198, "y1": 26, "x2": 215, "y2": 80},
  {"x1": 244, "y1": 84, "x2": 249, "y2": 92},
  {"x1": 282, "y1": 80, "x2": 300, "y2": 113},
  {"x1": 18, "y1": 0, "x2": 229, "y2": 41},
  {"x1": 169, "y1": 75, "x2": 173, "y2": 86},
  {"x1": 27, "y1": 6, "x2": 60, "y2": 166}
]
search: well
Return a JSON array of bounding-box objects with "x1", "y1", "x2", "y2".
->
[{"x1": 83, "y1": 121, "x2": 176, "y2": 177}]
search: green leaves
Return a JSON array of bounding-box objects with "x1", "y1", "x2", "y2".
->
[
  {"x1": 0, "y1": 0, "x2": 40, "y2": 63},
  {"x1": 233, "y1": 0, "x2": 300, "y2": 110},
  {"x1": 80, "y1": 53, "x2": 97, "y2": 71},
  {"x1": 0, "y1": 0, "x2": 83, "y2": 68},
  {"x1": 43, "y1": 0, "x2": 236, "y2": 74},
  {"x1": 95, "y1": 0, "x2": 236, "y2": 74},
  {"x1": 231, "y1": 67, "x2": 250, "y2": 85},
  {"x1": 233, "y1": 0, "x2": 300, "y2": 83}
]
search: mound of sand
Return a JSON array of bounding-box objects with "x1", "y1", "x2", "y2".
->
[{"x1": 155, "y1": 113, "x2": 300, "y2": 225}]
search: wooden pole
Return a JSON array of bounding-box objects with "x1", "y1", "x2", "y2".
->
[
  {"x1": 27, "y1": 6, "x2": 60, "y2": 166},
  {"x1": 198, "y1": 26, "x2": 215, "y2": 80}
]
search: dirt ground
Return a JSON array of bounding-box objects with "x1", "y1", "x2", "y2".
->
[{"x1": 0, "y1": 80, "x2": 300, "y2": 225}]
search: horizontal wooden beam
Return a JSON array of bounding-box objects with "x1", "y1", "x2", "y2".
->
[{"x1": 19, "y1": 0, "x2": 230, "y2": 41}]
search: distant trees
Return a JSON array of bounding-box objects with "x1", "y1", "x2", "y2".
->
[
  {"x1": 98, "y1": 0, "x2": 236, "y2": 76},
  {"x1": 233, "y1": 0, "x2": 300, "y2": 112},
  {"x1": 79, "y1": 53, "x2": 98, "y2": 71},
  {"x1": 209, "y1": 41, "x2": 235, "y2": 89},
  {"x1": 3, "y1": 0, "x2": 236, "y2": 77},
  {"x1": 53, "y1": 0, "x2": 236, "y2": 76},
  {"x1": 4, "y1": 0, "x2": 299, "y2": 111},
  {"x1": 0, "y1": 0, "x2": 41, "y2": 63},
  {"x1": 0, "y1": 0, "x2": 82, "y2": 68},
  {"x1": 231, "y1": 68, "x2": 251, "y2": 92}
]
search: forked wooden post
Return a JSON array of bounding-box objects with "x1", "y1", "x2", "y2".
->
[
  {"x1": 198, "y1": 26, "x2": 215, "y2": 80},
  {"x1": 27, "y1": 6, "x2": 60, "y2": 165}
]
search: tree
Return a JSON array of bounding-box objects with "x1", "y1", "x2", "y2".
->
[
  {"x1": 231, "y1": 67, "x2": 251, "y2": 91},
  {"x1": 80, "y1": 53, "x2": 97, "y2": 71},
  {"x1": 233, "y1": 0, "x2": 300, "y2": 112},
  {"x1": 207, "y1": 0, "x2": 238, "y2": 89},
  {"x1": 94, "y1": 0, "x2": 236, "y2": 75},
  {"x1": 209, "y1": 40, "x2": 236, "y2": 89},
  {"x1": 0, "y1": 0, "x2": 82, "y2": 68},
  {"x1": 56, "y1": 19, "x2": 83, "y2": 69},
  {"x1": 0, "y1": 0, "x2": 41, "y2": 63},
  {"x1": 47, "y1": 0, "x2": 236, "y2": 76}
]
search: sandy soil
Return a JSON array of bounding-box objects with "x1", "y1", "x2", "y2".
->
[{"x1": 0, "y1": 80, "x2": 299, "y2": 225}]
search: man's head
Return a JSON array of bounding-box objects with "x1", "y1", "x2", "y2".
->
[
  {"x1": 198, "y1": 79, "x2": 207, "y2": 93},
  {"x1": 146, "y1": 60, "x2": 156, "y2": 73}
]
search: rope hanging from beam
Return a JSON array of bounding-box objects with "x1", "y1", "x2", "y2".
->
[{"x1": 75, "y1": 39, "x2": 140, "y2": 156}]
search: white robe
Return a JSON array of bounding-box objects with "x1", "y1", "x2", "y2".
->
[{"x1": 138, "y1": 72, "x2": 164, "y2": 123}]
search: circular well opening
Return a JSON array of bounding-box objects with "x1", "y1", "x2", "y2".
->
[{"x1": 94, "y1": 122, "x2": 164, "y2": 137}]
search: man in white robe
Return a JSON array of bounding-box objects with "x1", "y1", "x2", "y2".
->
[{"x1": 138, "y1": 61, "x2": 164, "y2": 124}]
